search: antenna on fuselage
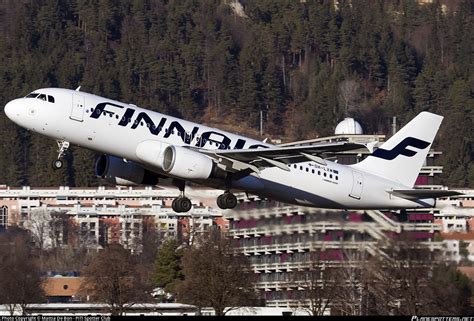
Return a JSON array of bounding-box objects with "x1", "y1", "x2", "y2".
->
[{"x1": 75, "y1": 86, "x2": 81, "y2": 91}]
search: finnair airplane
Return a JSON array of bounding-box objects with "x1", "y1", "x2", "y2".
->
[{"x1": 4, "y1": 88, "x2": 460, "y2": 212}]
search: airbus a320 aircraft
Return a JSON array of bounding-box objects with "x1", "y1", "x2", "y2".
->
[{"x1": 4, "y1": 88, "x2": 460, "y2": 212}]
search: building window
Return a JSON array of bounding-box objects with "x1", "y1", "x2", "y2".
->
[{"x1": 0, "y1": 206, "x2": 8, "y2": 227}]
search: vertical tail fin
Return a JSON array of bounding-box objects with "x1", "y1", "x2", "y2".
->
[{"x1": 352, "y1": 112, "x2": 443, "y2": 187}]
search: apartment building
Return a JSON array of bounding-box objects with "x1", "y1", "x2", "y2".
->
[{"x1": 0, "y1": 185, "x2": 227, "y2": 251}]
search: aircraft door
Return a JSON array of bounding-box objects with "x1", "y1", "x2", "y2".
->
[
  {"x1": 70, "y1": 93, "x2": 85, "y2": 121},
  {"x1": 349, "y1": 171, "x2": 364, "y2": 199}
]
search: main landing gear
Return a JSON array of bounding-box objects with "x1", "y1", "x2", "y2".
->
[
  {"x1": 52, "y1": 140, "x2": 70, "y2": 170},
  {"x1": 172, "y1": 180, "x2": 193, "y2": 213},
  {"x1": 216, "y1": 192, "x2": 237, "y2": 210},
  {"x1": 172, "y1": 196, "x2": 192, "y2": 213}
]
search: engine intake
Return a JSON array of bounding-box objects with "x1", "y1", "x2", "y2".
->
[{"x1": 95, "y1": 155, "x2": 158, "y2": 186}]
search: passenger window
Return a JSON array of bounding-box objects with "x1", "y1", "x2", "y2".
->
[
  {"x1": 38, "y1": 94, "x2": 47, "y2": 101},
  {"x1": 48, "y1": 95, "x2": 55, "y2": 103}
]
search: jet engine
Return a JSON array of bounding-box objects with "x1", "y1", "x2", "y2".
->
[
  {"x1": 162, "y1": 145, "x2": 216, "y2": 180},
  {"x1": 95, "y1": 155, "x2": 158, "y2": 186}
]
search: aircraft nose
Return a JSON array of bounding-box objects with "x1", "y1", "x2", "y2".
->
[{"x1": 4, "y1": 100, "x2": 15, "y2": 120}]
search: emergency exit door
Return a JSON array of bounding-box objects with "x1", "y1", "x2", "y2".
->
[{"x1": 349, "y1": 171, "x2": 364, "y2": 199}]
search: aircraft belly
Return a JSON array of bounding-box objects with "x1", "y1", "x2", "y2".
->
[{"x1": 257, "y1": 168, "x2": 344, "y2": 208}]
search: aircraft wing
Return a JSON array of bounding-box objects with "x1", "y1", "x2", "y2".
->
[{"x1": 197, "y1": 142, "x2": 367, "y2": 173}]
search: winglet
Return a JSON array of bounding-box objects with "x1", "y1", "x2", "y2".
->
[{"x1": 75, "y1": 86, "x2": 81, "y2": 91}]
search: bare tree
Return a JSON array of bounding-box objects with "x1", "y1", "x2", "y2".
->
[
  {"x1": 0, "y1": 228, "x2": 45, "y2": 315},
  {"x1": 175, "y1": 227, "x2": 258, "y2": 316},
  {"x1": 333, "y1": 247, "x2": 370, "y2": 316},
  {"x1": 48, "y1": 211, "x2": 69, "y2": 249},
  {"x1": 26, "y1": 208, "x2": 52, "y2": 251},
  {"x1": 289, "y1": 250, "x2": 342, "y2": 316},
  {"x1": 364, "y1": 238, "x2": 439, "y2": 315},
  {"x1": 138, "y1": 217, "x2": 161, "y2": 265},
  {"x1": 338, "y1": 79, "x2": 361, "y2": 116},
  {"x1": 80, "y1": 244, "x2": 152, "y2": 315}
]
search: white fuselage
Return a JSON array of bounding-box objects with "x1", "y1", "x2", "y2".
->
[{"x1": 4, "y1": 88, "x2": 435, "y2": 209}]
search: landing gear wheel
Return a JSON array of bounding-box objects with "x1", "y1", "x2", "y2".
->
[
  {"x1": 172, "y1": 197, "x2": 192, "y2": 213},
  {"x1": 52, "y1": 159, "x2": 63, "y2": 170},
  {"x1": 172, "y1": 198, "x2": 179, "y2": 212},
  {"x1": 53, "y1": 140, "x2": 69, "y2": 171},
  {"x1": 217, "y1": 194, "x2": 225, "y2": 209},
  {"x1": 217, "y1": 192, "x2": 237, "y2": 209},
  {"x1": 179, "y1": 197, "x2": 192, "y2": 212}
]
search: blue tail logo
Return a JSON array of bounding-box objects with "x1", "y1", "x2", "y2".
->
[{"x1": 372, "y1": 137, "x2": 430, "y2": 160}]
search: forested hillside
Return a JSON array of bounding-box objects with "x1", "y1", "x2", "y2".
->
[{"x1": 0, "y1": 0, "x2": 472, "y2": 187}]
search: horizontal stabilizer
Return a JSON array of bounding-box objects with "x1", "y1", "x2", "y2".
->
[{"x1": 388, "y1": 189, "x2": 464, "y2": 200}]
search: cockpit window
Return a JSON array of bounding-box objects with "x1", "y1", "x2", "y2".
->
[{"x1": 25, "y1": 92, "x2": 55, "y2": 103}]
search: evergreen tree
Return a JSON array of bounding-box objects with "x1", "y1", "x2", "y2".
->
[{"x1": 152, "y1": 238, "x2": 183, "y2": 298}]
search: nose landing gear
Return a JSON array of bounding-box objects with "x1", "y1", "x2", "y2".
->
[{"x1": 52, "y1": 140, "x2": 70, "y2": 170}]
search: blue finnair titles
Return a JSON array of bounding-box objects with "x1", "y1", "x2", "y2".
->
[
  {"x1": 371, "y1": 137, "x2": 431, "y2": 160},
  {"x1": 90, "y1": 101, "x2": 268, "y2": 150}
]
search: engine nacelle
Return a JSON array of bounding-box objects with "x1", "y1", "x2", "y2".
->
[
  {"x1": 95, "y1": 155, "x2": 158, "y2": 186},
  {"x1": 162, "y1": 145, "x2": 214, "y2": 180},
  {"x1": 135, "y1": 140, "x2": 167, "y2": 171}
]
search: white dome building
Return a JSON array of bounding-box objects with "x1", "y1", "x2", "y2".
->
[{"x1": 334, "y1": 118, "x2": 363, "y2": 135}]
